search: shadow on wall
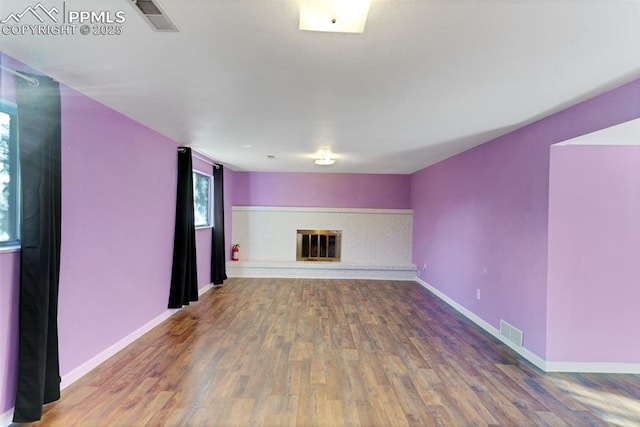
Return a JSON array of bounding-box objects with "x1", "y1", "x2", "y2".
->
[{"x1": 378, "y1": 124, "x2": 522, "y2": 174}]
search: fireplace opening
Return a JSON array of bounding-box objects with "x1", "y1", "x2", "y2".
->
[{"x1": 296, "y1": 229, "x2": 341, "y2": 261}]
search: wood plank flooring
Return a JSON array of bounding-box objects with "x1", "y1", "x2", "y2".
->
[{"x1": 26, "y1": 278, "x2": 640, "y2": 426}]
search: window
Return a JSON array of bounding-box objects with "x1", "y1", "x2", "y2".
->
[
  {"x1": 193, "y1": 170, "x2": 212, "y2": 228},
  {"x1": 0, "y1": 102, "x2": 19, "y2": 247}
]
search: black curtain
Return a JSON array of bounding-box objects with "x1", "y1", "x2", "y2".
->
[
  {"x1": 13, "y1": 75, "x2": 62, "y2": 423},
  {"x1": 168, "y1": 147, "x2": 198, "y2": 308},
  {"x1": 211, "y1": 165, "x2": 227, "y2": 285}
]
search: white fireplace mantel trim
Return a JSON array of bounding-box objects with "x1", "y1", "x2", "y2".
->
[
  {"x1": 232, "y1": 206, "x2": 413, "y2": 215},
  {"x1": 228, "y1": 260, "x2": 416, "y2": 271}
]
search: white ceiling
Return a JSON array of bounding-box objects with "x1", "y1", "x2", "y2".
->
[
  {"x1": 1, "y1": 0, "x2": 639, "y2": 174},
  {"x1": 556, "y1": 118, "x2": 640, "y2": 146}
]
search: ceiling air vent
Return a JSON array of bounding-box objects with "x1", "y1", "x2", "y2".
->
[{"x1": 131, "y1": 0, "x2": 179, "y2": 32}]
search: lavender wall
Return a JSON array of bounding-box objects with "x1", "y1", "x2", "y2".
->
[
  {"x1": 547, "y1": 145, "x2": 640, "y2": 363},
  {"x1": 57, "y1": 84, "x2": 180, "y2": 372},
  {"x1": 233, "y1": 172, "x2": 411, "y2": 209},
  {"x1": 0, "y1": 251, "x2": 19, "y2": 414},
  {"x1": 223, "y1": 167, "x2": 237, "y2": 261},
  {"x1": 0, "y1": 53, "x2": 220, "y2": 415},
  {"x1": 411, "y1": 79, "x2": 640, "y2": 360}
]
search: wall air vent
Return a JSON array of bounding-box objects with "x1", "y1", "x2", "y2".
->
[
  {"x1": 500, "y1": 319, "x2": 523, "y2": 347},
  {"x1": 131, "y1": 0, "x2": 179, "y2": 32}
]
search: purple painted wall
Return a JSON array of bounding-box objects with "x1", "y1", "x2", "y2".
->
[
  {"x1": 411, "y1": 79, "x2": 640, "y2": 360},
  {"x1": 547, "y1": 145, "x2": 640, "y2": 363},
  {"x1": 233, "y1": 172, "x2": 411, "y2": 209},
  {"x1": 57, "y1": 84, "x2": 178, "y2": 373},
  {"x1": 0, "y1": 251, "x2": 19, "y2": 414},
  {"x1": 223, "y1": 167, "x2": 237, "y2": 261},
  {"x1": 0, "y1": 53, "x2": 221, "y2": 415}
]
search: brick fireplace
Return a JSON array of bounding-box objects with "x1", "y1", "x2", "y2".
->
[{"x1": 227, "y1": 206, "x2": 416, "y2": 279}]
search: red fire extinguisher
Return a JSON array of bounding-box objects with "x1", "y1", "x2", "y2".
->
[{"x1": 232, "y1": 244, "x2": 240, "y2": 261}]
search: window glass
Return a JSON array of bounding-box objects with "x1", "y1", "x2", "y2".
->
[
  {"x1": 193, "y1": 171, "x2": 211, "y2": 228},
  {"x1": 0, "y1": 105, "x2": 19, "y2": 246}
]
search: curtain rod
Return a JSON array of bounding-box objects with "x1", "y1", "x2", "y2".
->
[
  {"x1": 0, "y1": 65, "x2": 39, "y2": 87},
  {"x1": 179, "y1": 147, "x2": 220, "y2": 169}
]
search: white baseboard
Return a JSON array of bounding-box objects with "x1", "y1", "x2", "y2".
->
[
  {"x1": 0, "y1": 283, "x2": 217, "y2": 427},
  {"x1": 62, "y1": 283, "x2": 214, "y2": 388},
  {"x1": 415, "y1": 278, "x2": 640, "y2": 374},
  {"x1": 414, "y1": 278, "x2": 547, "y2": 371},
  {"x1": 198, "y1": 283, "x2": 215, "y2": 296},
  {"x1": 60, "y1": 308, "x2": 179, "y2": 388},
  {"x1": 1, "y1": 408, "x2": 12, "y2": 426},
  {"x1": 545, "y1": 362, "x2": 640, "y2": 374}
]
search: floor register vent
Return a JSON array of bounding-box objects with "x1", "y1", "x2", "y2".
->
[{"x1": 500, "y1": 320, "x2": 523, "y2": 347}]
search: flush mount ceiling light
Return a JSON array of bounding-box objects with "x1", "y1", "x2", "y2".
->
[
  {"x1": 299, "y1": 0, "x2": 372, "y2": 33},
  {"x1": 313, "y1": 148, "x2": 337, "y2": 166},
  {"x1": 314, "y1": 157, "x2": 336, "y2": 166}
]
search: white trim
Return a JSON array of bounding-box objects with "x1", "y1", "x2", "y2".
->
[
  {"x1": 193, "y1": 169, "x2": 213, "y2": 179},
  {"x1": 545, "y1": 362, "x2": 640, "y2": 374},
  {"x1": 193, "y1": 170, "x2": 213, "y2": 228},
  {"x1": 415, "y1": 278, "x2": 640, "y2": 374},
  {"x1": 227, "y1": 261, "x2": 416, "y2": 280},
  {"x1": 60, "y1": 309, "x2": 179, "y2": 388},
  {"x1": 1, "y1": 284, "x2": 216, "y2": 426},
  {"x1": 414, "y1": 278, "x2": 547, "y2": 371},
  {"x1": 61, "y1": 283, "x2": 214, "y2": 388},
  {"x1": 232, "y1": 206, "x2": 413, "y2": 215},
  {"x1": 228, "y1": 260, "x2": 416, "y2": 271},
  {"x1": 195, "y1": 225, "x2": 214, "y2": 231},
  {"x1": 1, "y1": 408, "x2": 13, "y2": 426},
  {"x1": 0, "y1": 246, "x2": 19, "y2": 254},
  {"x1": 198, "y1": 283, "x2": 214, "y2": 296}
]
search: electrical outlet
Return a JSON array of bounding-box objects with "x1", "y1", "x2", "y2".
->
[
  {"x1": 417, "y1": 270, "x2": 421, "y2": 277},
  {"x1": 476, "y1": 289, "x2": 481, "y2": 300},
  {"x1": 423, "y1": 263, "x2": 427, "y2": 270}
]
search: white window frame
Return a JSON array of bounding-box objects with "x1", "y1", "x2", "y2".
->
[
  {"x1": 0, "y1": 100, "x2": 20, "y2": 250},
  {"x1": 193, "y1": 170, "x2": 213, "y2": 229}
]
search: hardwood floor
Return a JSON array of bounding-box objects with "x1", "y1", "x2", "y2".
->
[{"x1": 28, "y1": 278, "x2": 640, "y2": 426}]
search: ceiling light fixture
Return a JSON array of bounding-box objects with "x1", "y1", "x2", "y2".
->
[
  {"x1": 313, "y1": 147, "x2": 337, "y2": 165},
  {"x1": 314, "y1": 157, "x2": 336, "y2": 166},
  {"x1": 299, "y1": 0, "x2": 372, "y2": 33}
]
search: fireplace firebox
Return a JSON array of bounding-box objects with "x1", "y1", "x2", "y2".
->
[{"x1": 296, "y1": 229, "x2": 341, "y2": 261}]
